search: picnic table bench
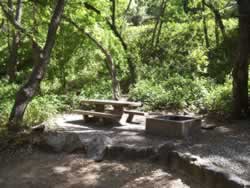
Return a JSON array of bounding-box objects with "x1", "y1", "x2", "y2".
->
[{"x1": 74, "y1": 99, "x2": 142, "y2": 124}]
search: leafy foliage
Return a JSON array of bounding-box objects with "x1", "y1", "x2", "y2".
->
[
  {"x1": 0, "y1": 0, "x2": 245, "y2": 127},
  {"x1": 129, "y1": 76, "x2": 211, "y2": 111},
  {"x1": 204, "y1": 80, "x2": 233, "y2": 113}
]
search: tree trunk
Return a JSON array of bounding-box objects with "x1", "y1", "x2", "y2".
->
[
  {"x1": 152, "y1": 0, "x2": 167, "y2": 47},
  {"x1": 124, "y1": 0, "x2": 133, "y2": 15},
  {"x1": 64, "y1": 16, "x2": 121, "y2": 100},
  {"x1": 204, "y1": 2, "x2": 226, "y2": 40},
  {"x1": 215, "y1": 18, "x2": 220, "y2": 47},
  {"x1": 232, "y1": 0, "x2": 250, "y2": 119},
  {"x1": 83, "y1": 1, "x2": 136, "y2": 86},
  {"x1": 7, "y1": 32, "x2": 19, "y2": 81},
  {"x1": 202, "y1": 0, "x2": 210, "y2": 48},
  {"x1": 214, "y1": 10, "x2": 226, "y2": 40},
  {"x1": 151, "y1": 17, "x2": 160, "y2": 46},
  {"x1": 202, "y1": 14, "x2": 210, "y2": 48},
  {"x1": 107, "y1": 1, "x2": 136, "y2": 85},
  {"x1": 8, "y1": 0, "x2": 65, "y2": 131},
  {"x1": 105, "y1": 54, "x2": 120, "y2": 100},
  {"x1": 155, "y1": 20, "x2": 164, "y2": 47},
  {"x1": 106, "y1": 20, "x2": 136, "y2": 86},
  {"x1": 7, "y1": 0, "x2": 23, "y2": 82}
]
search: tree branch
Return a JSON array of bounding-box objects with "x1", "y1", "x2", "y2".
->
[
  {"x1": 183, "y1": 0, "x2": 203, "y2": 14},
  {"x1": 63, "y1": 15, "x2": 120, "y2": 100},
  {"x1": 15, "y1": 0, "x2": 23, "y2": 22},
  {"x1": 203, "y1": 1, "x2": 226, "y2": 39},
  {"x1": 84, "y1": 2, "x2": 101, "y2": 15},
  {"x1": 43, "y1": 0, "x2": 65, "y2": 56},
  {"x1": 63, "y1": 16, "x2": 109, "y2": 57},
  {"x1": 124, "y1": 0, "x2": 132, "y2": 15},
  {"x1": 0, "y1": 1, "x2": 34, "y2": 40}
]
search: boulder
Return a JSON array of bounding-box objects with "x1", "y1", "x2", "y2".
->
[
  {"x1": 39, "y1": 132, "x2": 84, "y2": 153},
  {"x1": 86, "y1": 135, "x2": 112, "y2": 162}
]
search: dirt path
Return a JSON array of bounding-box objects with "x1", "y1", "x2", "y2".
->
[{"x1": 0, "y1": 150, "x2": 197, "y2": 188}]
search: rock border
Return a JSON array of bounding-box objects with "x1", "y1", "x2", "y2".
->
[{"x1": 104, "y1": 143, "x2": 250, "y2": 188}]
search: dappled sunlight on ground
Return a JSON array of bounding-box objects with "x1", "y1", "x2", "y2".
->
[{"x1": 0, "y1": 152, "x2": 193, "y2": 188}]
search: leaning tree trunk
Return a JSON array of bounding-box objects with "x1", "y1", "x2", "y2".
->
[
  {"x1": 232, "y1": 0, "x2": 250, "y2": 119},
  {"x1": 105, "y1": 54, "x2": 120, "y2": 100},
  {"x1": 108, "y1": 0, "x2": 136, "y2": 86},
  {"x1": 63, "y1": 16, "x2": 121, "y2": 100},
  {"x1": 8, "y1": 0, "x2": 65, "y2": 131},
  {"x1": 83, "y1": 2, "x2": 136, "y2": 86}
]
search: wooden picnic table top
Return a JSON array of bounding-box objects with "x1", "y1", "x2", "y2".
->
[{"x1": 80, "y1": 99, "x2": 142, "y2": 107}]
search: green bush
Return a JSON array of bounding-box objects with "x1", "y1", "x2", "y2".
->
[
  {"x1": 24, "y1": 95, "x2": 65, "y2": 126},
  {"x1": 128, "y1": 80, "x2": 166, "y2": 110},
  {"x1": 204, "y1": 80, "x2": 232, "y2": 113},
  {"x1": 0, "y1": 80, "x2": 18, "y2": 127},
  {"x1": 0, "y1": 79, "x2": 18, "y2": 99},
  {"x1": 0, "y1": 100, "x2": 13, "y2": 127},
  {"x1": 129, "y1": 76, "x2": 233, "y2": 114},
  {"x1": 129, "y1": 76, "x2": 211, "y2": 111}
]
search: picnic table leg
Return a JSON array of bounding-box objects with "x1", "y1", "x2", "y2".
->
[
  {"x1": 126, "y1": 114, "x2": 134, "y2": 123},
  {"x1": 83, "y1": 115, "x2": 91, "y2": 123},
  {"x1": 94, "y1": 104, "x2": 105, "y2": 122}
]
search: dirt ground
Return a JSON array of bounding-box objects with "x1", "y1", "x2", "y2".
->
[{"x1": 0, "y1": 150, "x2": 197, "y2": 188}]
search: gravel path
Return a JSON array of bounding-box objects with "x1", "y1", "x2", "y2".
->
[{"x1": 179, "y1": 121, "x2": 250, "y2": 181}]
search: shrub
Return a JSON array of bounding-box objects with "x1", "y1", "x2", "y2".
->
[
  {"x1": 0, "y1": 79, "x2": 18, "y2": 100},
  {"x1": 23, "y1": 95, "x2": 65, "y2": 126},
  {"x1": 204, "y1": 80, "x2": 232, "y2": 113},
  {"x1": 0, "y1": 100, "x2": 13, "y2": 127},
  {"x1": 0, "y1": 80, "x2": 18, "y2": 127},
  {"x1": 129, "y1": 76, "x2": 211, "y2": 111},
  {"x1": 128, "y1": 80, "x2": 167, "y2": 110}
]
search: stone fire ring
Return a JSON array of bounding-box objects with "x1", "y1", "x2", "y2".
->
[{"x1": 146, "y1": 115, "x2": 202, "y2": 138}]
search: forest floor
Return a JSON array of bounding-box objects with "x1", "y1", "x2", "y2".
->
[{"x1": 0, "y1": 150, "x2": 196, "y2": 188}]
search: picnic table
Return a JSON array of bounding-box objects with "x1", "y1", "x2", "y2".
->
[{"x1": 74, "y1": 99, "x2": 142, "y2": 123}]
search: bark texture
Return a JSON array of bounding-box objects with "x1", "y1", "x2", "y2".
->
[
  {"x1": 232, "y1": 0, "x2": 250, "y2": 119},
  {"x1": 8, "y1": 0, "x2": 65, "y2": 130},
  {"x1": 7, "y1": 0, "x2": 23, "y2": 82}
]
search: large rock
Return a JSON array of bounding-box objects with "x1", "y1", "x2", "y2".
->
[
  {"x1": 39, "y1": 132, "x2": 84, "y2": 153},
  {"x1": 86, "y1": 135, "x2": 112, "y2": 162},
  {"x1": 105, "y1": 144, "x2": 156, "y2": 160}
]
